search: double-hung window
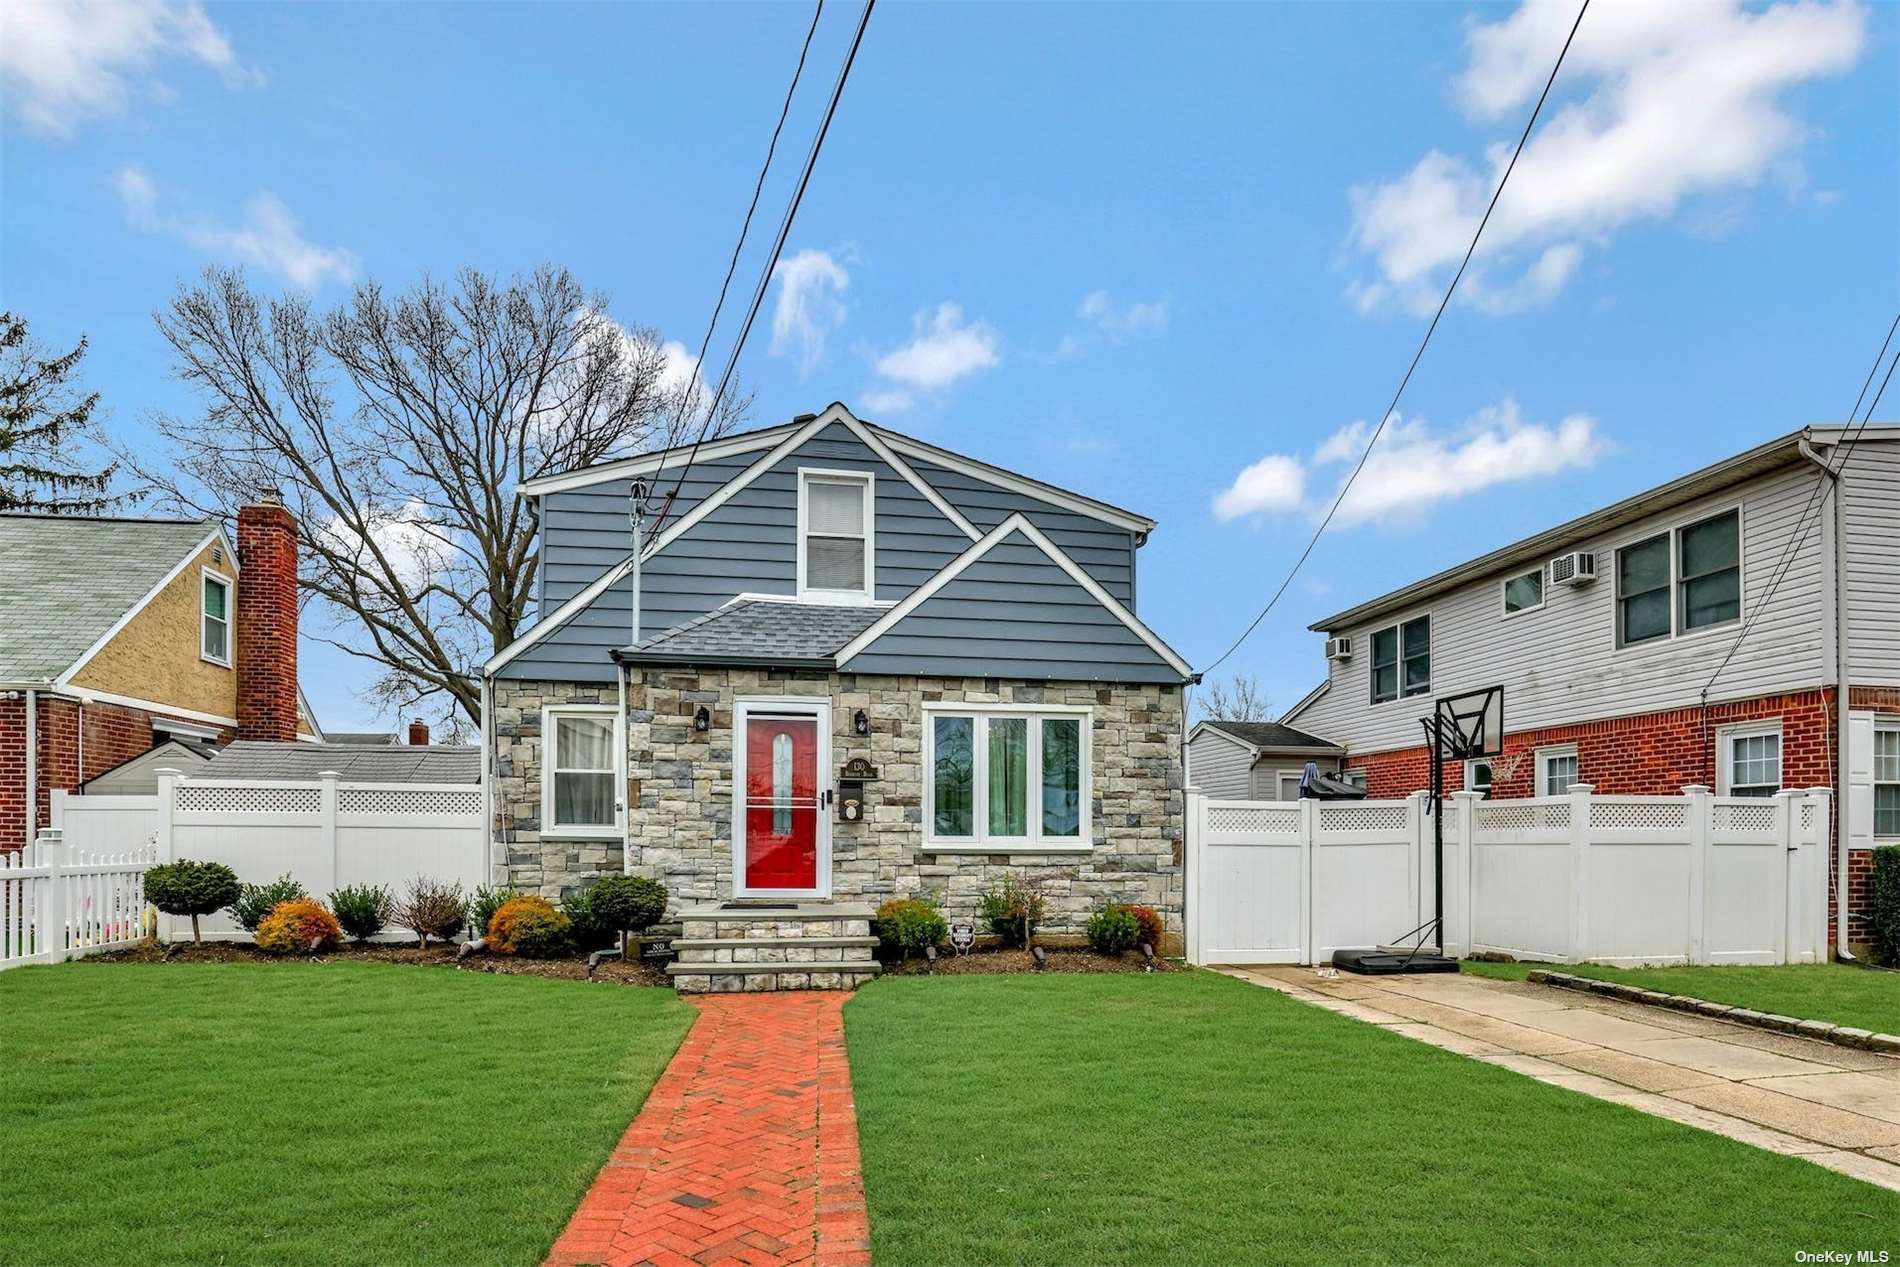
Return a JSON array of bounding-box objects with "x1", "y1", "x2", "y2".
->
[
  {"x1": 1720, "y1": 725, "x2": 1781, "y2": 798},
  {"x1": 1537, "y1": 745, "x2": 1579, "y2": 797},
  {"x1": 1876, "y1": 725, "x2": 1900, "y2": 839},
  {"x1": 927, "y1": 709, "x2": 1088, "y2": 848},
  {"x1": 1370, "y1": 615, "x2": 1430, "y2": 704},
  {"x1": 1617, "y1": 509, "x2": 1741, "y2": 646},
  {"x1": 543, "y1": 706, "x2": 619, "y2": 835},
  {"x1": 1617, "y1": 534, "x2": 1672, "y2": 646},
  {"x1": 201, "y1": 569, "x2": 232, "y2": 665},
  {"x1": 799, "y1": 470, "x2": 873, "y2": 601}
]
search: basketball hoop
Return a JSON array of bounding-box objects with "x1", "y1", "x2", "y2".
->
[{"x1": 1432, "y1": 685, "x2": 1504, "y2": 761}]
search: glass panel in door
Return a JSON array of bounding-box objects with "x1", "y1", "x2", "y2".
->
[{"x1": 744, "y1": 716, "x2": 819, "y2": 890}]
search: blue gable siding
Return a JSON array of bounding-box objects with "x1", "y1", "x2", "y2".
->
[{"x1": 845, "y1": 531, "x2": 1180, "y2": 683}]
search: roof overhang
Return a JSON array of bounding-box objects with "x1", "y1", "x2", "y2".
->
[{"x1": 1305, "y1": 426, "x2": 1884, "y2": 633}]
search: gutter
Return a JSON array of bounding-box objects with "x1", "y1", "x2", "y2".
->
[
  {"x1": 613, "y1": 650, "x2": 840, "y2": 672},
  {"x1": 1797, "y1": 435, "x2": 1854, "y2": 961}
]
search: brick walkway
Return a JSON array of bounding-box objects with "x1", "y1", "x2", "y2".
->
[{"x1": 544, "y1": 993, "x2": 871, "y2": 1267}]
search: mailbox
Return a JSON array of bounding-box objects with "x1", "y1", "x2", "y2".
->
[{"x1": 838, "y1": 756, "x2": 878, "y2": 823}]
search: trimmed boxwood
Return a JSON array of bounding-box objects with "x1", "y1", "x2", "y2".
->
[
  {"x1": 1086, "y1": 903, "x2": 1141, "y2": 956},
  {"x1": 875, "y1": 897, "x2": 947, "y2": 960}
]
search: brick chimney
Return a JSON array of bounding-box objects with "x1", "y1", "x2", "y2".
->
[
  {"x1": 407, "y1": 719, "x2": 430, "y2": 747},
  {"x1": 235, "y1": 493, "x2": 299, "y2": 742}
]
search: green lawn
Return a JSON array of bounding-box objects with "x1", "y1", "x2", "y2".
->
[
  {"x1": 1461, "y1": 960, "x2": 1899, "y2": 1036},
  {"x1": 0, "y1": 961, "x2": 695, "y2": 1267},
  {"x1": 844, "y1": 971, "x2": 1900, "y2": 1266}
]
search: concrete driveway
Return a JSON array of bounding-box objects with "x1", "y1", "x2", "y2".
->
[{"x1": 1222, "y1": 964, "x2": 1900, "y2": 1193}]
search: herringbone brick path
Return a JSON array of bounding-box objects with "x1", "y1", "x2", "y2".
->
[{"x1": 544, "y1": 992, "x2": 871, "y2": 1267}]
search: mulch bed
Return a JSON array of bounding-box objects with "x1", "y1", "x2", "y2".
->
[
  {"x1": 879, "y1": 947, "x2": 1177, "y2": 976},
  {"x1": 88, "y1": 938, "x2": 673, "y2": 987}
]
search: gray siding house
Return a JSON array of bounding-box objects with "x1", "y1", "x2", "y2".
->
[
  {"x1": 1185, "y1": 720, "x2": 1349, "y2": 801},
  {"x1": 484, "y1": 403, "x2": 1194, "y2": 985}
]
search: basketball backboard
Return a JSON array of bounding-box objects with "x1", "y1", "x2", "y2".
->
[{"x1": 1432, "y1": 685, "x2": 1504, "y2": 760}]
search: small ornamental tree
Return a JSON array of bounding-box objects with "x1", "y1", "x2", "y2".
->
[
  {"x1": 586, "y1": 875, "x2": 669, "y2": 958},
  {"x1": 144, "y1": 859, "x2": 240, "y2": 944}
]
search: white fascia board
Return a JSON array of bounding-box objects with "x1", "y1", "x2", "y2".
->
[
  {"x1": 872, "y1": 427, "x2": 1157, "y2": 536},
  {"x1": 849, "y1": 419, "x2": 980, "y2": 541},
  {"x1": 49, "y1": 683, "x2": 241, "y2": 728},
  {"x1": 56, "y1": 525, "x2": 229, "y2": 686},
  {"x1": 515, "y1": 424, "x2": 797, "y2": 499},
  {"x1": 835, "y1": 512, "x2": 1196, "y2": 679}
]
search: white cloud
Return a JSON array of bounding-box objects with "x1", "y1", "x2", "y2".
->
[
  {"x1": 1348, "y1": 0, "x2": 1867, "y2": 315},
  {"x1": 116, "y1": 164, "x2": 358, "y2": 288},
  {"x1": 873, "y1": 303, "x2": 1000, "y2": 390},
  {"x1": 769, "y1": 248, "x2": 850, "y2": 373},
  {"x1": 1, "y1": 0, "x2": 260, "y2": 138},
  {"x1": 1212, "y1": 399, "x2": 1606, "y2": 526},
  {"x1": 317, "y1": 500, "x2": 442, "y2": 592},
  {"x1": 1077, "y1": 290, "x2": 1170, "y2": 339},
  {"x1": 860, "y1": 387, "x2": 915, "y2": 415}
]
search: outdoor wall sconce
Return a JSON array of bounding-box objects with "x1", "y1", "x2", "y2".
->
[
  {"x1": 694, "y1": 705, "x2": 710, "y2": 732},
  {"x1": 852, "y1": 708, "x2": 870, "y2": 736}
]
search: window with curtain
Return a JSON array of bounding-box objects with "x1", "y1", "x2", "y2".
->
[
  {"x1": 202, "y1": 572, "x2": 230, "y2": 664},
  {"x1": 1724, "y1": 730, "x2": 1781, "y2": 798},
  {"x1": 927, "y1": 711, "x2": 1087, "y2": 846},
  {"x1": 801, "y1": 473, "x2": 870, "y2": 596},
  {"x1": 550, "y1": 711, "x2": 616, "y2": 830},
  {"x1": 1678, "y1": 510, "x2": 1740, "y2": 632},
  {"x1": 1876, "y1": 726, "x2": 1900, "y2": 838},
  {"x1": 1617, "y1": 533, "x2": 1671, "y2": 646}
]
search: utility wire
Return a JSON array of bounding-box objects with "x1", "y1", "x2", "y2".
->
[
  {"x1": 1701, "y1": 314, "x2": 1900, "y2": 696},
  {"x1": 651, "y1": 0, "x2": 875, "y2": 535},
  {"x1": 1202, "y1": 0, "x2": 1589, "y2": 678}
]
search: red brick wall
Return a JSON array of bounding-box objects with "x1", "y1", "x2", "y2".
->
[
  {"x1": 236, "y1": 500, "x2": 300, "y2": 742},
  {"x1": 0, "y1": 695, "x2": 23, "y2": 850}
]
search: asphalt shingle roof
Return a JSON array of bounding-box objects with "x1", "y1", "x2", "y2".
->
[
  {"x1": 622, "y1": 599, "x2": 885, "y2": 666},
  {"x1": 0, "y1": 514, "x2": 222, "y2": 682},
  {"x1": 197, "y1": 741, "x2": 481, "y2": 783},
  {"x1": 1202, "y1": 720, "x2": 1343, "y2": 752}
]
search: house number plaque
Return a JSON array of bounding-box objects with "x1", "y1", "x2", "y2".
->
[{"x1": 839, "y1": 757, "x2": 879, "y2": 780}]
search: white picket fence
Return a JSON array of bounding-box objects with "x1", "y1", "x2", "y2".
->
[
  {"x1": 1185, "y1": 783, "x2": 1833, "y2": 968},
  {"x1": 0, "y1": 829, "x2": 157, "y2": 970},
  {"x1": 47, "y1": 768, "x2": 485, "y2": 944}
]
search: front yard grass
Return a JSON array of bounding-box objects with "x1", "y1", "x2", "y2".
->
[
  {"x1": 1462, "y1": 960, "x2": 1898, "y2": 1035},
  {"x1": 845, "y1": 971, "x2": 1900, "y2": 1266},
  {"x1": 0, "y1": 960, "x2": 695, "y2": 1267}
]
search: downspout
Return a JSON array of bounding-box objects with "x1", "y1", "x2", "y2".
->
[
  {"x1": 480, "y1": 674, "x2": 494, "y2": 887},
  {"x1": 23, "y1": 687, "x2": 37, "y2": 848},
  {"x1": 1797, "y1": 436, "x2": 1854, "y2": 960}
]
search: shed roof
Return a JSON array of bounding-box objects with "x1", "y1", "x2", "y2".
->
[{"x1": 196, "y1": 741, "x2": 480, "y2": 783}]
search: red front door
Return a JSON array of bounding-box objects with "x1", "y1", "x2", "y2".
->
[{"x1": 743, "y1": 716, "x2": 820, "y2": 892}]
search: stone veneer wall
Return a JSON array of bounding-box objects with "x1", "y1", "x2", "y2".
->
[{"x1": 490, "y1": 670, "x2": 1185, "y2": 936}]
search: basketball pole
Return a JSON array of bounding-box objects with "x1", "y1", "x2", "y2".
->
[{"x1": 1420, "y1": 715, "x2": 1445, "y2": 954}]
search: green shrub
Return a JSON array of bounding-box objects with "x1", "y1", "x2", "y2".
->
[
  {"x1": 1872, "y1": 845, "x2": 1900, "y2": 966},
  {"x1": 392, "y1": 876, "x2": 466, "y2": 948},
  {"x1": 468, "y1": 884, "x2": 521, "y2": 939},
  {"x1": 328, "y1": 884, "x2": 391, "y2": 943},
  {"x1": 875, "y1": 897, "x2": 947, "y2": 959},
  {"x1": 144, "y1": 859, "x2": 241, "y2": 944},
  {"x1": 487, "y1": 896, "x2": 573, "y2": 958},
  {"x1": 229, "y1": 873, "x2": 307, "y2": 933},
  {"x1": 1086, "y1": 903, "x2": 1140, "y2": 956},
  {"x1": 978, "y1": 874, "x2": 1046, "y2": 948},
  {"x1": 255, "y1": 898, "x2": 342, "y2": 955},
  {"x1": 588, "y1": 875, "x2": 669, "y2": 944},
  {"x1": 560, "y1": 886, "x2": 618, "y2": 953}
]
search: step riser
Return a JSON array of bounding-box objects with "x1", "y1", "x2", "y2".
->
[
  {"x1": 674, "y1": 970, "x2": 878, "y2": 994},
  {"x1": 677, "y1": 946, "x2": 877, "y2": 965},
  {"x1": 681, "y1": 918, "x2": 873, "y2": 940}
]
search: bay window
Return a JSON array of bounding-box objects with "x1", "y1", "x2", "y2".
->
[{"x1": 927, "y1": 709, "x2": 1089, "y2": 848}]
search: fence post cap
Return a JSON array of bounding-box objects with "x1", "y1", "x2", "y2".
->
[
  {"x1": 1449, "y1": 789, "x2": 1486, "y2": 800},
  {"x1": 34, "y1": 827, "x2": 62, "y2": 843},
  {"x1": 318, "y1": 769, "x2": 342, "y2": 780},
  {"x1": 1681, "y1": 784, "x2": 1711, "y2": 795},
  {"x1": 1570, "y1": 783, "x2": 1596, "y2": 793},
  {"x1": 1804, "y1": 786, "x2": 1833, "y2": 795}
]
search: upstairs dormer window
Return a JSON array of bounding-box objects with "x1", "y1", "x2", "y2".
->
[
  {"x1": 201, "y1": 569, "x2": 232, "y2": 666},
  {"x1": 798, "y1": 469, "x2": 874, "y2": 602}
]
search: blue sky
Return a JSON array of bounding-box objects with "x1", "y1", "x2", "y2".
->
[{"x1": 3, "y1": 0, "x2": 1895, "y2": 732}]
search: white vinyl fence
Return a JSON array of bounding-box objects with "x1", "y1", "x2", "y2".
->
[
  {"x1": 1185, "y1": 783, "x2": 1832, "y2": 968},
  {"x1": 1, "y1": 829, "x2": 156, "y2": 970},
  {"x1": 48, "y1": 768, "x2": 485, "y2": 943}
]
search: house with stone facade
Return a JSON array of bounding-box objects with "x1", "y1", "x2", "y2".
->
[
  {"x1": 484, "y1": 402, "x2": 1195, "y2": 989},
  {"x1": 1281, "y1": 424, "x2": 1900, "y2": 957}
]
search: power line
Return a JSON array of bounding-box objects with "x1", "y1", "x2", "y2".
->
[
  {"x1": 1201, "y1": 0, "x2": 1589, "y2": 679},
  {"x1": 651, "y1": 0, "x2": 876, "y2": 534},
  {"x1": 1701, "y1": 313, "x2": 1900, "y2": 696}
]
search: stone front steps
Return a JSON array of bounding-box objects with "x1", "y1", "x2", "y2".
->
[{"x1": 667, "y1": 901, "x2": 881, "y2": 993}]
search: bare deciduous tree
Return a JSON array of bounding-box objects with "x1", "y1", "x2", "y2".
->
[
  {"x1": 123, "y1": 265, "x2": 748, "y2": 724},
  {"x1": 1193, "y1": 672, "x2": 1272, "y2": 724}
]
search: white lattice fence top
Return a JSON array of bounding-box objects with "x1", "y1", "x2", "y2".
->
[
  {"x1": 1589, "y1": 800, "x2": 1687, "y2": 832},
  {"x1": 176, "y1": 783, "x2": 322, "y2": 815},
  {"x1": 1799, "y1": 802, "x2": 1818, "y2": 832},
  {"x1": 1473, "y1": 801, "x2": 1571, "y2": 834},
  {"x1": 1318, "y1": 803, "x2": 1409, "y2": 834},
  {"x1": 339, "y1": 787, "x2": 482, "y2": 817},
  {"x1": 1206, "y1": 805, "x2": 1300, "y2": 836},
  {"x1": 1712, "y1": 802, "x2": 1779, "y2": 835}
]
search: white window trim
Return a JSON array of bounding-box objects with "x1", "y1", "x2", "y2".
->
[
  {"x1": 1277, "y1": 771, "x2": 1304, "y2": 802},
  {"x1": 1500, "y1": 567, "x2": 1546, "y2": 618},
  {"x1": 1612, "y1": 502, "x2": 1745, "y2": 651},
  {"x1": 922, "y1": 703, "x2": 1092, "y2": 853},
  {"x1": 200, "y1": 566, "x2": 234, "y2": 667},
  {"x1": 797, "y1": 467, "x2": 876, "y2": 604},
  {"x1": 1368, "y1": 611, "x2": 1432, "y2": 706},
  {"x1": 540, "y1": 704, "x2": 623, "y2": 840},
  {"x1": 1464, "y1": 757, "x2": 1494, "y2": 797},
  {"x1": 1536, "y1": 744, "x2": 1579, "y2": 797},
  {"x1": 1874, "y1": 719, "x2": 1900, "y2": 842},
  {"x1": 1716, "y1": 720, "x2": 1782, "y2": 797}
]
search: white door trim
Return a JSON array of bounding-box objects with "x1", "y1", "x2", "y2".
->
[{"x1": 732, "y1": 695, "x2": 832, "y2": 898}]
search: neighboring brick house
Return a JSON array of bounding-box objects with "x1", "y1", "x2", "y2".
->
[
  {"x1": 1281, "y1": 425, "x2": 1900, "y2": 956},
  {"x1": 484, "y1": 402, "x2": 1196, "y2": 989},
  {"x1": 0, "y1": 498, "x2": 321, "y2": 847}
]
